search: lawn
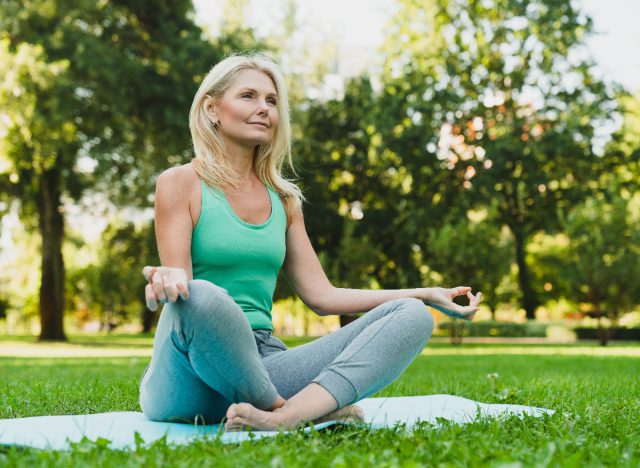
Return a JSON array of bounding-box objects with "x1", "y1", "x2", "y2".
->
[{"x1": 0, "y1": 336, "x2": 639, "y2": 467}]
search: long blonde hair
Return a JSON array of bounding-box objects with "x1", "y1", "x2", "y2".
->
[{"x1": 189, "y1": 53, "x2": 303, "y2": 220}]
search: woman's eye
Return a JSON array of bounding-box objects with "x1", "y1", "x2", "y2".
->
[
  {"x1": 267, "y1": 98, "x2": 277, "y2": 105},
  {"x1": 241, "y1": 92, "x2": 253, "y2": 99}
]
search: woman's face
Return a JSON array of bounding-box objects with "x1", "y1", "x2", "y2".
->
[{"x1": 207, "y1": 69, "x2": 279, "y2": 149}]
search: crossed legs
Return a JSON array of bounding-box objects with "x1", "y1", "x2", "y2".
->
[
  {"x1": 139, "y1": 280, "x2": 434, "y2": 429},
  {"x1": 226, "y1": 296, "x2": 435, "y2": 429}
]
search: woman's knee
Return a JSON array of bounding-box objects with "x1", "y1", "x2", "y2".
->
[
  {"x1": 188, "y1": 279, "x2": 229, "y2": 300},
  {"x1": 395, "y1": 298, "x2": 435, "y2": 338},
  {"x1": 174, "y1": 279, "x2": 236, "y2": 319}
]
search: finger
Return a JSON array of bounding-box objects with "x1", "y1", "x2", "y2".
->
[
  {"x1": 143, "y1": 266, "x2": 157, "y2": 282},
  {"x1": 165, "y1": 283, "x2": 179, "y2": 303},
  {"x1": 177, "y1": 282, "x2": 190, "y2": 301},
  {"x1": 457, "y1": 294, "x2": 480, "y2": 314},
  {"x1": 474, "y1": 292, "x2": 482, "y2": 306},
  {"x1": 466, "y1": 291, "x2": 476, "y2": 306},
  {"x1": 145, "y1": 283, "x2": 158, "y2": 312},
  {"x1": 152, "y1": 271, "x2": 167, "y2": 303},
  {"x1": 452, "y1": 286, "x2": 471, "y2": 297},
  {"x1": 467, "y1": 291, "x2": 482, "y2": 308},
  {"x1": 458, "y1": 306, "x2": 478, "y2": 316}
]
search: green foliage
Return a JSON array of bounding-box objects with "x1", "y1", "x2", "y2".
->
[
  {"x1": 67, "y1": 221, "x2": 158, "y2": 332},
  {"x1": 294, "y1": 76, "x2": 425, "y2": 289},
  {"x1": 0, "y1": 221, "x2": 43, "y2": 328},
  {"x1": 427, "y1": 214, "x2": 514, "y2": 315},
  {"x1": 438, "y1": 320, "x2": 548, "y2": 338},
  {"x1": 0, "y1": 0, "x2": 262, "y2": 209},
  {"x1": 318, "y1": 220, "x2": 379, "y2": 289},
  {"x1": 0, "y1": 39, "x2": 74, "y2": 221},
  {"x1": 2, "y1": 0, "x2": 638, "y2": 334},
  {"x1": 559, "y1": 193, "x2": 640, "y2": 322},
  {"x1": 0, "y1": 0, "x2": 267, "y2": 339},
  {"x1": 289, "y1": 0, "x2": 629, "y2": 323},
  {"x1": 527, "y1": 232, "x2": 573, "y2": 304},
  {"x1": 378, "y1": 0, "x2": 618, "y2": 319},
  {"x1": 614, "y1": 92, "x2": 640, "y2": 159},
  {"x1": 0, "y1": 297, "x2": 8, "y2": 320}
]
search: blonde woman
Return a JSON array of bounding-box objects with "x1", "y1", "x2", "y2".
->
[{"x1": 139, "y1": 54, "x2": 481, "y2": 430}]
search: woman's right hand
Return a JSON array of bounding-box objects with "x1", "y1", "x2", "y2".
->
[
  {"x1": 143, "y1": 266, "x2": 190, "y2": 311},
  {"x1": 423, "y1": 286, "x2": 481, "y2": 321}
]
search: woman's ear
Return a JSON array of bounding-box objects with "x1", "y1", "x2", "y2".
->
[{"x1": 203, "y1": 95, "x2": 218, "y2": 124}]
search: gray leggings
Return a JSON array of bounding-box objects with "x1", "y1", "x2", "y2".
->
[{"x1": 139, "y1": 279, "x2": 434, "y2": 423}]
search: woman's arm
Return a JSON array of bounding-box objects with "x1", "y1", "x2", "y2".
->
[
  {"x1": 154, "y1": 166, "x2": 196, "y2": 274},
  {"x1": 144, "y1": 165, "x2": 198, "y2": 311},
  {"x1": 283, "y1": 207, "x2": 481, "y2": 316}
]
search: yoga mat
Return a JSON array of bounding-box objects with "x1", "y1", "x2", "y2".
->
[{"x1": 0, "y1": 395, "x2": 553, "y2": 450}]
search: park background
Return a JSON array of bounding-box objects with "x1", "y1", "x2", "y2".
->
[
  {"x1": 1, "y1": 1, "x2": 640, "y2": 466},
  {"x1": 1, "y1": 0, "x2": 639, "y2": 345}
]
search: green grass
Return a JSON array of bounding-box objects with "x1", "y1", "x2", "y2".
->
[{"x1": 1, "y1": 338, "x2": 639, "y2": 467}]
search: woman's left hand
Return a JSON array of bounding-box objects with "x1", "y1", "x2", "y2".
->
[{"x1": 423, "y1": 286, "x2": 482, "y2": 321}]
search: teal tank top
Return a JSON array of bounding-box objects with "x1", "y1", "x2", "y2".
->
[{"x1": 191, "y1": 180, "x2": 287, "y2": 330}]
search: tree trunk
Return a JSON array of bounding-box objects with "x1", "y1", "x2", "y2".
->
[
  {"x1": 511, "y1": 226, "x2": 538, "y2": 320},
  {"x1": 597, "y1": 315, "x2": 609, "y2": 346},
  {"x1": 37, "y1": 168, "x2": 66, "y2": 341},
  {"x1": 450, "y1": 320, "x2": 463, "y2": 345}
]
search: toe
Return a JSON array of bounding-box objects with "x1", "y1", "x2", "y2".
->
[
  {"x1": 224, "y1": 417, "x2": 245, "y2": 431},
  {"x1": 226, "y1": 403, "x2": 238, "y2": 420}
]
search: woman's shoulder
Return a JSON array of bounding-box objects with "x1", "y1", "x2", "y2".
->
[
  {"x1": 158, "y1": 163, "x2": 197, "y2": 181},
  {"x1": 156, "y1": 163, "x2": 200, "y2": 192},
  {"x1": 155, "y1": 163, "x2": 200, "y2": 206}
]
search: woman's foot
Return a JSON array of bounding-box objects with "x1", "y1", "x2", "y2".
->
[
  {"x1": 224, "y1": 403, "x2": 365, "y2": 431},
  {"x1": 313, "y1": 405, "x2": 365, "y2": 424},
  {"x1": 225, "y1": 402, "x2": 291, "y2": 431}
]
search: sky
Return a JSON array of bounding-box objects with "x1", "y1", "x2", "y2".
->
[{"x1": 194, "y1": 0, "x2": 640, "y2": 92}]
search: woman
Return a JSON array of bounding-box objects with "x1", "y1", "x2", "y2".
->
[{"x1": 139, "y1": 53, "x2": 481, "y2": 431}]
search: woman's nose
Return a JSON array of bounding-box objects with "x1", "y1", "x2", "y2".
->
[{"x1": 256, "y1": 101, "x2": 269, "y2": 114}]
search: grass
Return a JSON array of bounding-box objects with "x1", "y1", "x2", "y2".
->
[{"x1": 0, "y1": 336, "x2": 639, "y2": 467}]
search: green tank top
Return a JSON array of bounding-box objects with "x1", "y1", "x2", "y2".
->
[{"x1": 191, "y1": 180, "x2": 287, "y2": 330}]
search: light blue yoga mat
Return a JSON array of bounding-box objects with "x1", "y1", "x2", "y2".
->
[{"x1": 0, "y1": 395, "x2": 553, "y2": 450}]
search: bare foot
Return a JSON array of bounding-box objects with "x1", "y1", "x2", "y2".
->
[
  {"x1": 313, "y1": 405, "x2": 365, "y2": 424},
  {"x1": 224, "y1": 402, "x2": 365, "y2": 432},
  {"x1": 225, "y1": 402, "x2": 291, "y2": 431}
]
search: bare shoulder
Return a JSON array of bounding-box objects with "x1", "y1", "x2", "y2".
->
[
  {"x1": 157, "y1": 163, "x2": 199, "y2": 189},
  {"x1": 155, "y1": 163, "x2": 200, "y2": 209}
]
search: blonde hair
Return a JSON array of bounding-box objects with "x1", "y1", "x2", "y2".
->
[{"x1": 189, "y1": 53, "x2": 303, "y2": 221}]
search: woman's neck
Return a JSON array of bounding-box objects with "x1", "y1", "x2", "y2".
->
[{"x1": 225, "y1": 141, "x2": 257, "y2": 183}]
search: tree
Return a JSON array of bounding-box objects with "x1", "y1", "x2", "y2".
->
[
  {"x1": 380, "y1": 0, "x2": 618, "y2": 319},
  {"x1": 559, "y1": 193, "x2": 640, "y2": 345},
  {"x1": 67, "y1": 221, "x2": 158, "y2": 333},
  {"x1": 553, "y1": 89, "x2": 640, "y2": 345},
  {"x1": 0, "y1": 1, "x2": 259, "y2": 340},
  {"x1": 0, "y1": 297, "x2": 8, "y2": 321},
  {"x1": 0, "y1": 39, "x2": 72, "y2": 340},
  {"x1": 427, "y1": 214, "x2": 513, "y2": 320}
]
